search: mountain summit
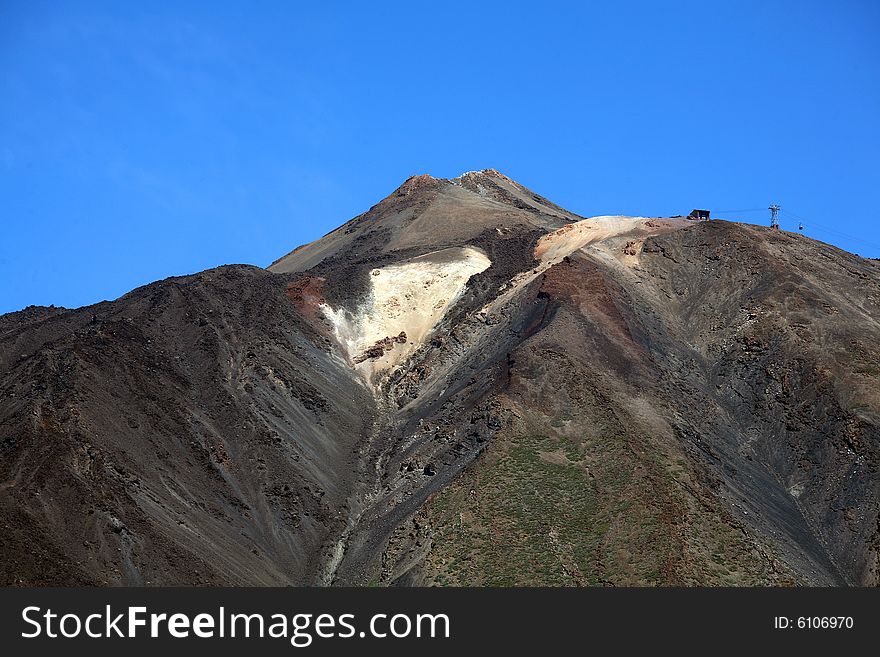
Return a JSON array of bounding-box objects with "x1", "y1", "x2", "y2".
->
[{"x1": 2, "y1": 171, "x2": 879, "y2": 586}]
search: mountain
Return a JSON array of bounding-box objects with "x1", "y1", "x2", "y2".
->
[{"x1": 1, "y1": 169, "x2": 878, "y2": 586}]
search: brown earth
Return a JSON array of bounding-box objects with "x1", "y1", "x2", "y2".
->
[{"x1": 1, "y1": 170, "x2": 878, "y2": 586}]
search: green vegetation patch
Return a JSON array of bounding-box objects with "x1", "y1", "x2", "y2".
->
[
  {"x1": 425, "y1": 424, "x2": 678, "y2": 586},
  {"x1": 424, "y1": 415, "x2": 791, "y2": 586}
]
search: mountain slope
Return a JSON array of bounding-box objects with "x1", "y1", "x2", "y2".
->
[
  {"x1": 418, "y1": 220, "x2": 880, "y2": 585},
  {"x1": 1, "y1": 170, "x2": 878, "y2": 586}
]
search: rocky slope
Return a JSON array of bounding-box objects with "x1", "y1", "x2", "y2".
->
[{"x1": 1, "y1": 170, "x2": 878, "y2": 585}]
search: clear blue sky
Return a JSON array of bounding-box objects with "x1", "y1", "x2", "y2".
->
[{"x1": 2, "y1": 1, "x2": 879, "y2": 314}]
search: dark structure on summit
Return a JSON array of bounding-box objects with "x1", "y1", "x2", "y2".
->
[{"x1": 688, "y1": 209, "x2": 711, "y2": 221}]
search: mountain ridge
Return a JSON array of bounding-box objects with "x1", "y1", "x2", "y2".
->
[{"x1": 1, "y1": 171, "x2": 878, "y2": 586}]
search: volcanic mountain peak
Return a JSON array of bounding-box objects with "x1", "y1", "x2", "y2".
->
[
  {"x1": 393, "y1": 173, "x2": 438, "y2": 195},
  {"x1": 268, "y1": 170, "x2": 583, "y2": 275},
  {"x1": 397, "y1": 167, "x2": 511, "y2": 187},
  {"x1": 274, "y1": 172, "x2": 692, "y2": 384},
  {"x1": 3, "y1": 171, "x2": 879, "y2": 588}
]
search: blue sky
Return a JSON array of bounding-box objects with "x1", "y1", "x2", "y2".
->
[{"x1": 2, "y1": 1, "x2": 879, "y2": 313}]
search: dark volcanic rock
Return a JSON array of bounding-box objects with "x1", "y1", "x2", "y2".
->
[
  {"x1": 2, "y1": 170, "x2": 879, "y2": 586},
  {"x1": 0, "y1": 265, "x2": 374, "y2": 585}
]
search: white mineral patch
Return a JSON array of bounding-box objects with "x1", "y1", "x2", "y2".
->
[
  {"x1": 534, "y1": 216, "x2": 650, "y2": 265},
  {"x1": 321, "y1": 246, "x2": 491, "y2": 381},
  {"x1": 480, "y1": 216, "x2": 674, "y2": 316}
]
